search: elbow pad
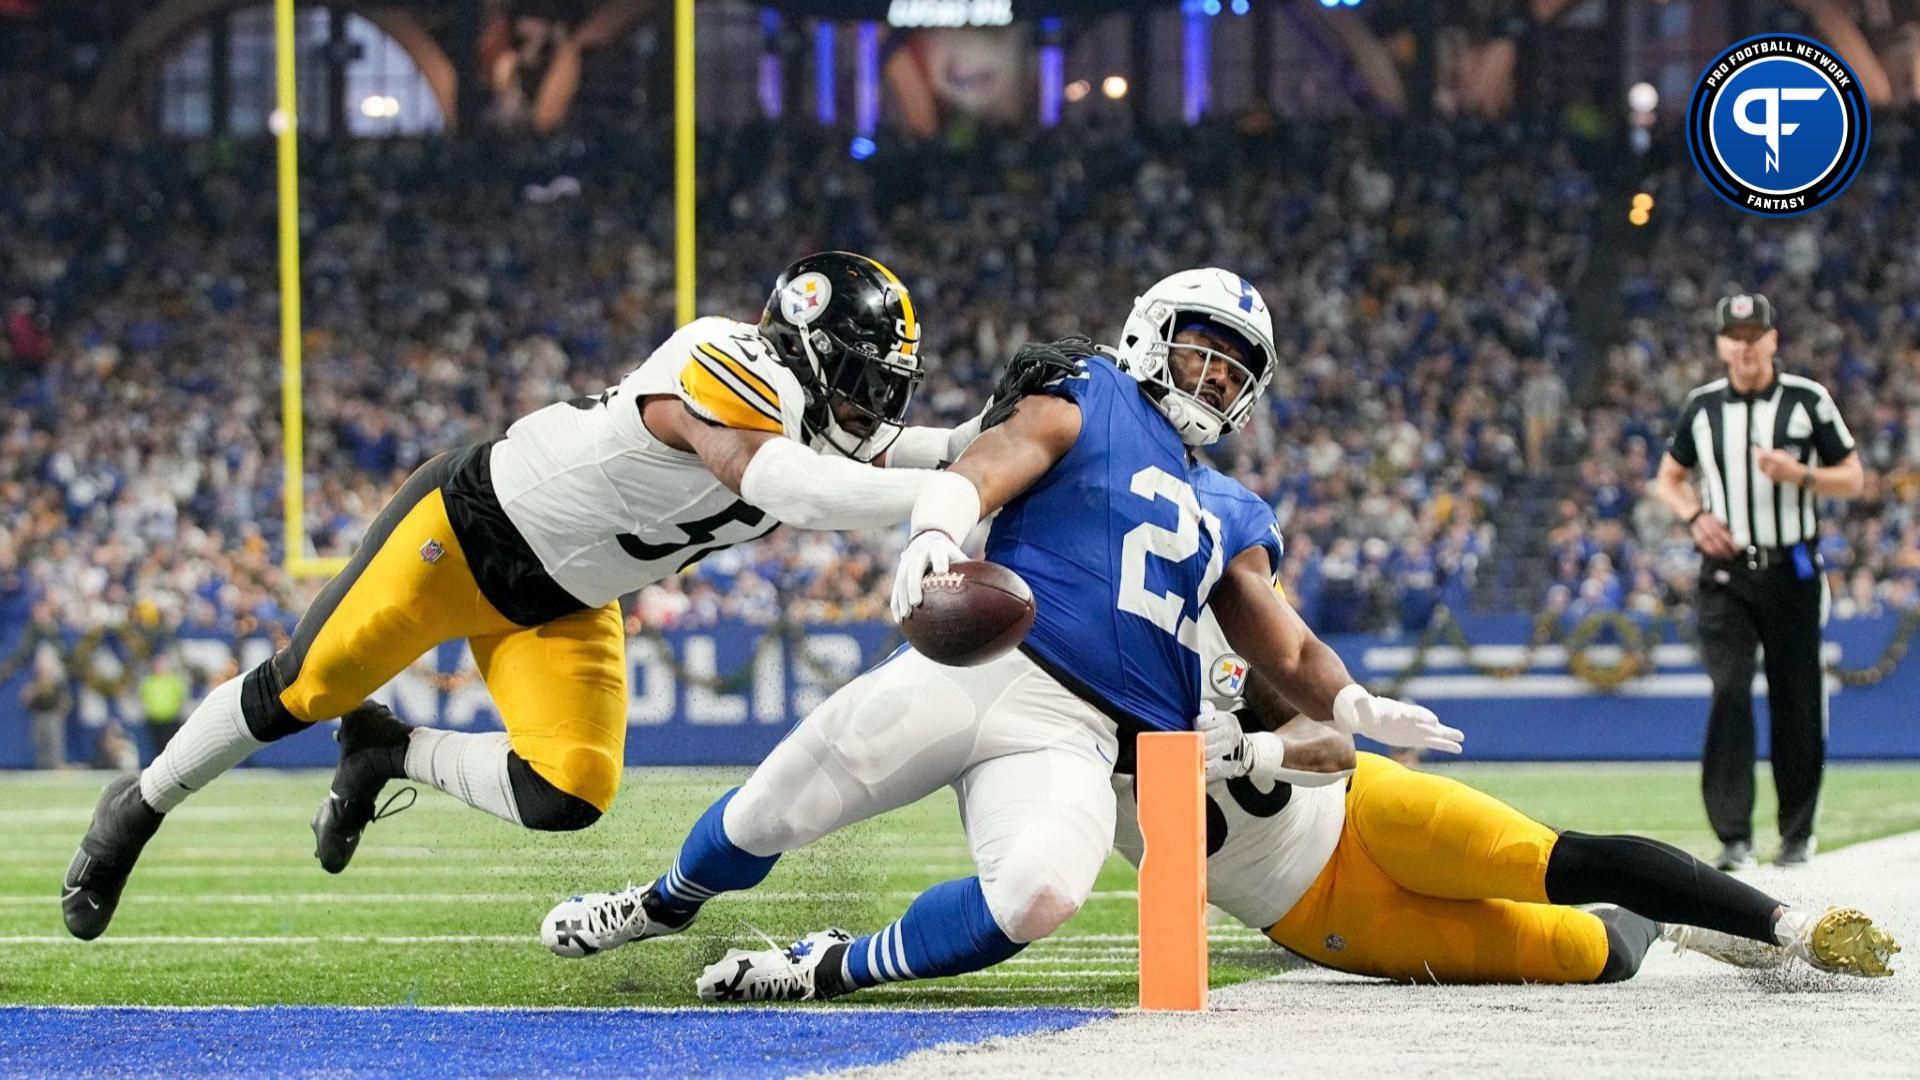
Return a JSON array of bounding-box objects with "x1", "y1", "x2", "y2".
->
[{"x1": 738, "y1": 437, "x2": 931, "y2": 531}]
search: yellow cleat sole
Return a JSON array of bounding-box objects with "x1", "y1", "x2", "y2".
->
[{"x1": 1810, "y1": 907, "x2": 1901, "y2": 978}]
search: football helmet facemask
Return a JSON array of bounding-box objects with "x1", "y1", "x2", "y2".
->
[
  {"x1": 1113, "y1": 268, "x2": 1277, "y2": 447},
  {"x1": 760, "y1": 251, "x2": 925, "y2": 461}
]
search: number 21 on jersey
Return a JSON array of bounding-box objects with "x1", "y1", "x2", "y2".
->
[{"x1": 1117, "y1": 466, "x2": 1224, "y2": 652}]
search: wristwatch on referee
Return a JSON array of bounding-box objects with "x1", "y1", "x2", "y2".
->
[{"x1": 1687, "y1": 508, "x2": 1706, "y2": 526}]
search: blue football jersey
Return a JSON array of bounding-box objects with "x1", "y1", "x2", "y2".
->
[{"x1": 985, "y1": 355, "x2": 1284, "y2": 733}]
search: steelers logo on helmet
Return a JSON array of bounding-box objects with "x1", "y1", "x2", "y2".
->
[
  {"x1": 1686, "y1": 34, "x2": 1869, "y2": 217},
  {"x1": 1208, "y1": 653, "x2": 1250, "y2": 699},
  {"x1": 779, "y1": 272, "x2": 833, "y2": 327}
]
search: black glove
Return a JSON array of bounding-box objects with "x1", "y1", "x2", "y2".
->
[{"x1": 981, "y1": 336, "x2": 1102, "y2": 430}]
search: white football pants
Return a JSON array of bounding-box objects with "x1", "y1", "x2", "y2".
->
[{"x1": 721, "y1": 645, "x2": 1120, "y2": 944}]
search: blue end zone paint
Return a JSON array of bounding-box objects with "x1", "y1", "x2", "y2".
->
[{"x1": 0, "y1": 1006, "x2": 1108, "y2": 1078}]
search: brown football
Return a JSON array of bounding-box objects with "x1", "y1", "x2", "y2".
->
[{"x1": 901, "y1": 560, "x2": 1037, "y2": 667}]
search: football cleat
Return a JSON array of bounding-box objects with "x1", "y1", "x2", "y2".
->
[
  {"x1": 1790, "y1": 907, "x2": 1899, "y2": 978},
  {"x1": 696, "y1": 928, "x2": 854, "y2": 1003},
  {"x1": 542, "y1": 883, "x2": 693, "y2": 958},
  {"x1": 311, "y1": 701, "x2": 415, "y2": 874},
  {"x1": 62, "y1": 774, "x2": 165, "y2": 940},
  {"x1": 1661, "y1": 921, "x2": 1787, "y2": 970},
  {"x1": 1665, "y1": 907, "x2": 1900, "y2": 978}
]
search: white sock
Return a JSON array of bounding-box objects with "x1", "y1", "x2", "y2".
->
[
  {"x1": 139, "y1": 677, "x2": 265, "y2": 813},
  {"x1": 404, "y1": 728, "x2": 524, "y2": 825},
  {"x1": 1774, "y1": 908, "x2": 1812, "y2": 947}
]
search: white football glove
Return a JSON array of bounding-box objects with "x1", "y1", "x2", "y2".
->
[
  {"x1": 1331, "y1": 684, "x2": 1464, "y2": 753},
  {"x1": 890, "y1": 529, "x2": 968, "y2": 622},
  {"x1": 1196, "y1": 702, "x2": 1250, "y2": 782}
]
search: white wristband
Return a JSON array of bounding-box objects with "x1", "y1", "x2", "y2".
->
[
  {"x1": 1330, "y1": 683, "x2": 1369, "y2": 736},
  {"x1": 909, "y1": 470, "x2": 982, "y2": 544},
  {"x1": 1242, "y1": 730, "x2": 1352, "y2": 788}
]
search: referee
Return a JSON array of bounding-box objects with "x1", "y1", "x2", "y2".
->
[{"x1": 1654, "y1": 293, "x2": 1864, "y2": 871}]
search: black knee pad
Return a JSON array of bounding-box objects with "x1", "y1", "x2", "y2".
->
[
  {"x1": 506, "y1": 753, "x2": 604, "y2": 832},
  {"x1": 240, "y1": 657, "x2": 311, "y2": 743}
]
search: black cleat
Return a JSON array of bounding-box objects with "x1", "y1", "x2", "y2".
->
[
  {"x1": 311, "y1": 702, "x2": 415, "y2": 874},
  {"x1": 62, "y1": 775, "x2": 165, "y2": 940}
]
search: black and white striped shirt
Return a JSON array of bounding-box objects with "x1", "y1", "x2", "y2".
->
[{"x1": 1667, "y1": 371, "x2": 1856, "y2": 549}]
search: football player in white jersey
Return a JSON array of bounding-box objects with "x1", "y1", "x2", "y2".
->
[
  {"x1": 61, "y1": 252, "x2": 976, "y2": 940},
  {"x1": 1109, "y1": 608, "x2": 1901, "y2": 982}
]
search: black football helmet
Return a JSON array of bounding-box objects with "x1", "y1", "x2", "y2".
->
[{"x1": 760, "y1": 251, "x2": 925, "y2": 460}]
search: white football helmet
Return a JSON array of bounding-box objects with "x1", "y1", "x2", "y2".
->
[{"x1": 1114, "y1": 268, "x2": 1276, "y2": 447}]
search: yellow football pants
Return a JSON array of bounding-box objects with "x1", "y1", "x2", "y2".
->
[
  {"x1": 269, "y1": 452, "x2": 628, "y2": 812},
  {"x1": 1265, "y1": 753, "x2": 1610, "y2": 984}
]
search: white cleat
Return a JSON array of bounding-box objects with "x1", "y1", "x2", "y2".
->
[
  {"x1": 696, "y1": 928, "x2": 854, "y2": 1002},
  {"x1": 1664, "y1": 907, "x2": 1900, "y2": 978},
  {"x1": 541, "y1": 883, "x2": 691, "y2": 958},
  {"x1": 1661, "y1": 922, "x2": 1787, "y2": 970},
  {"x1": 1778, "y1": 907, "x2": 1900, "y2": 978}
]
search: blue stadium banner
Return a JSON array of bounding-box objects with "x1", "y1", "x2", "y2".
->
[{"x1": 0, "y1": 615, "x2": 1914, "y2": 768}]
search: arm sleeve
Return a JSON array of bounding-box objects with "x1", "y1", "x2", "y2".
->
[
  {"x1": 1666, "y1": 398, "x2": 1700, "y2": 468},
  {"x1": 738, "y1": 436, "x2": 932, "y2": 531},
  {"x1": 884, "y1": 414, "x2": 985, "y2": 470},
  {"x1": 1810, "y1": 387, "x2": 1856, "y2": 464}
]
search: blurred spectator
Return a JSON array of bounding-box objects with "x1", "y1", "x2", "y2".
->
[
  {"x1": 138, "y1": 651, "x2": 191, "y2": 760},
  {"x1": 20, "y1": 647, "x2": 70, "y2": 769}
]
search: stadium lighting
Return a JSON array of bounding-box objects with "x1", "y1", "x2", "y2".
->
[
  {"x1": 1231, "y1": 0, "x2": 1250, "y2": 12},
  {"x1": 1629, "y1": 206, "x2": 1651, "y2": 226},
  {"x1": 358, "y1": 95, "x2": 399, "y2": 120},
  {"x1": 1202, "y1": 0, "x2": 1221, "y2": 15},
  {"x1": 849, "y1": 136, "x2": 877, "y2": 160},
  {"x1": 1628, "y1": 82, "x2": 1658, "y2": 113},
  {"x1": 1065, "y1": 79, "x2": 1091, "y2": 103},
  {"x1": 1318, "y1": 0, "x2": 1337, "y2": 6},
  {"x1": 1102, "y1": 75, "x2": 1129, "y2": 99},
  {"x1": 1632, "y1": 192, "x2": 1655, "y2": 212}
]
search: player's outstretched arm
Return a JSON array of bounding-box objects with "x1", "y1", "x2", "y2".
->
[
  {"x1": 641, "y1": 395, "x2": 936, "y2": 531},
  {"x1": 889, "y1": 394, "x2": 1082, "y2": 619},
  {"x1": 1211, "y1": 547, "x2": 1463, "y2": 753}
]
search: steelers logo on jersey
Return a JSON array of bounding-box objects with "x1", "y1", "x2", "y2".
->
[{"x1": 1208, "y1": 653, "x2": 1250, "y2": 699}]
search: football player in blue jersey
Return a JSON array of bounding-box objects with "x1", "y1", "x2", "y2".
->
[{"x1": 540, "y1": 269, "x2": 1463, "y2": 999}]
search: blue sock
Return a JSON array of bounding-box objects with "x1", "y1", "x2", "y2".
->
[
  {"x1": 649, "y1": 789, "x2": 778, "y2": 918},
  {"x1": 840, "y1": 877, "x2": 1025, "y2": 989}
]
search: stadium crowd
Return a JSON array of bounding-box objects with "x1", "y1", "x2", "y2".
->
[{"x1": 3, "y1": 117, "x2": 1919, "y2": 756}]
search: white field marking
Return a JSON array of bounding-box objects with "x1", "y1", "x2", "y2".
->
[
  {"x1": 0, "y1": 891, "x2": 1143, "y2": 907},
  {"x1": 0, "y1": 935, "x2": 535, "y2": 945},
  {"x1": 7, "y1": 999, "x2": 1113, "y2": 1006},
  {"x1": 0, "y1": 932, "x2": 1260, "y2": 948},
  {"x1": 944, "y1": 970, "x2": 1135, "y2": 979},
  {"x1": 865, "y1": 986, "x2": 1111, "y2": 995}
]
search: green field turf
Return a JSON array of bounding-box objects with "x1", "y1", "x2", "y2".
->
[{"x1": 3, "y1": 761, "x2": 1916, "y2": 1008}]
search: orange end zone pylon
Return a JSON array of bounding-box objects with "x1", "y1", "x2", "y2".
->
[{"x1": 1137, "y1": 730, "x2": 1207, "y2": 1010}]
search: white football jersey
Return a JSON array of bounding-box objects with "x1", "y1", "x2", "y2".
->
[
  {"x1": 1110, "y1": 607, "x2": 1344, "y2": 930},
  {"x1": 485, "y1": 316, "x2": 810, "y2": 608}
]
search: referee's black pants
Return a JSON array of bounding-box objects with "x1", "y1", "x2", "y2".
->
[{"x1": 1696, "y1": 555, "x2": 1827, "y2": 846}]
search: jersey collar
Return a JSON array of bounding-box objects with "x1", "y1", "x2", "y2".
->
[{"x1": 1727, "y1": 367, "x2": 1780, "y2": 403}]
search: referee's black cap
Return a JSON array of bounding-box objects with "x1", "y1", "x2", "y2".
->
[{"x1": 1714, "y1": 293, "x2": 1775, "y2": 334}]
